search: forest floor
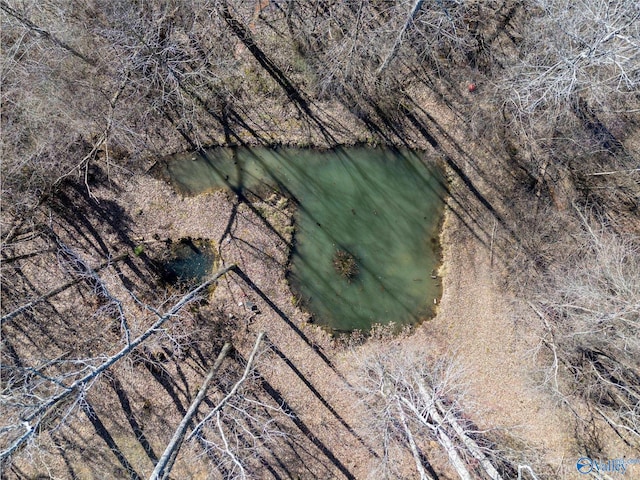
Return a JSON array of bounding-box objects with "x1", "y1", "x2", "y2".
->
[
  {"x1": 4, "y1": 1, "x2": 638, "y2": 477},
  {"x1": 107, "y1": 158, "x2": 579, "y2": 478},
  {"x1": 8, "y1": 148, "x2": 616, "y2": 479},
  {"x1": 25, "y1": 77, "x2": 594, "y2": 478},
  {"x1": 8, "y1": 83, "x2": 619, "y2": 478},
  {"x1": 421, "y1": 201, "x2": 577, "y2": 476}
]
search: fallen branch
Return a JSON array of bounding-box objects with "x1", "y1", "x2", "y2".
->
[
  {"x1": 399, "y1": 396, "x2": 474, "y2": 480},
  {"x1": 414, "y1": 379, "x2": 503, "y2": 480},
  {"x1": 1, "y1": 253, "x2": 129, "y2": 327},
  {"x1": 396, "y1": 400, "x2": 435, "y2": 480},
  {"x1": 188, "y1": 332, "x2": 266, "y2": 441},
  {"x1": 0, "y1": 264, "x2": 235, "y2": 463},
  {"x1": 151, "y1": 342, "x2": 232, "y2": 480},
  {"x1": 377, "y1": 0, "x2": 425, "y2": 75},
  {"x1": 518, "y1": 464, "x2": 540, "y2": 479},
  {"x1": 434, "y1": 397, "x2": 503, "y2": 480},
  {"x1": 585, "y1": 168, "x2": 640, "y2": 176}
]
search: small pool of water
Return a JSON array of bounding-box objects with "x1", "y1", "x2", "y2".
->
[
  {"x1": 158, "y1": 147, "x2": 446, "y2": 331},
  {"x1": 161, "y1": 238, "x2": 217, "y2": 285}
]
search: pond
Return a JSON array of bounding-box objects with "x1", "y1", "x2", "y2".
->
[
  {"x1": 158, "y1": 147, "x2": 446, "y2": 332},
  {"x1": 160, "y1": 238, "x2": 217, "y2": 285}
]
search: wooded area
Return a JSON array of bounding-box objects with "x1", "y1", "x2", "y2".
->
[{"x1": 1, "y1": 0, "x2": 639, "y2": 478}]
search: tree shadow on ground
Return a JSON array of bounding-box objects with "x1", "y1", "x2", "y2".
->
[
  {"x1": 248, "y1": 365, "x2": 356, "y2": 480},
  {"x1": 268, "y1": 342, "x2": 379, "y2": 459},
  {"x1": 82, "y1": 401, "x2": 142, "y2": 480},
  {"x1": 108, "y1": 375, "x2": 159, "y2": 464},
  {"x1": 231, "y1": 266, "x2": 337, "y2": 374},
  {"x1": 50, "y1": 177, "x2": 159, "y2": 289}
]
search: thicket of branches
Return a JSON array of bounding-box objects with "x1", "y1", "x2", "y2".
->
[
  {"x1": 3, "y1": 0, "x2": 637, "y2": 217},
  {"x1": 2, "y1": 0, "x2": 639, "y2": 477},
  {"x1": 491, "y1": 0, "x2": 639, "y2": 212},
  {"x1": 530, "y1": 211, "x2": 640, "y2": 448},
  {"x1": 345, "y1": 333, "x2": 544, "y2": 480}
]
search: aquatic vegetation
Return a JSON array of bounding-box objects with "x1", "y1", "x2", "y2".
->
[{"x1": 333, "y1": 249, "x2": 359, "y2": 281}]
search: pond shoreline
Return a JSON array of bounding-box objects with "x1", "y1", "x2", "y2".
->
[
  {"x1": 152, "y1": 146, "x2": 447, "y2": 332},
  {"x1": 89, "y1": 130, "x2": 574, "y2": 476}
]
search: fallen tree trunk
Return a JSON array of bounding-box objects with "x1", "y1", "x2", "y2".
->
[
  {"x1": 0, "y1": 264, "x2": 236, "y2": 463},
  {"x1": 399, "y1": 395, "x2": 474, "y2": 480},
  {"x1": 188, "y1": 332, "x2": 266, "y2": 440},
  {"x1": 151, "y1": 342, "x2": 232, "y2": 480},
  {"x1": 396, "y1": 400, "x2": 435, "y2": 480},
  {"x1": 432, "y1": 397, "x2": 504, "y2": 480}
]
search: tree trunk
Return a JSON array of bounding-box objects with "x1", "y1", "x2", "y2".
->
[
  {"x1": 151, "y1": 342, "x2": 232, "y2": 480},
  {"x1": 188, "y1": 331, "x2": 266, "y2": 440},
  {"x1": 0, "y1": 265, "x2": 236, "y2": 463},
  {"x1": 377, "y1": 0, "x2": 425, "y2": 75}
]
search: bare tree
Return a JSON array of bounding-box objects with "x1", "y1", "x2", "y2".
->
[
  {"x1": 295, "y1": 1, "x2": 416, "y2": 95},
  {"x1": 348, "y1": 338, "x2": 514, "y2": 479},
  {"x1": 530, "y1": 207, "x2": 640, "y2": 446},
  {"x1": 0, "y1": 259, "x2": 236, "y2": 466},
  {"x1": 503, "y1": 0, "x2": 640, "y2": 115},
  {"x1": 184, "y1": 332, "x2": 293, "y2": 480},
  {"x1": 150, "y1": 341, "x2": 233, "y2": 480}
]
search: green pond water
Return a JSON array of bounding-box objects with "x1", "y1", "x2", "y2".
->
[{"x1": 159, "y1": 147, "x2": 446, "y2": 332}]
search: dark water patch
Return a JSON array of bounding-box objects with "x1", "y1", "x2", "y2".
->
[
  {"x1": 158, "y1": 147, "x2": 446, "y2": 331},
  {"x1": 160, "y1": 238, "x2": 217, "y2": 285}
]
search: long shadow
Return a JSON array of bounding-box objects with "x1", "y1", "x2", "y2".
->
[
  {"x1": 51, "y1": 433, "x2": 80, "y2": 480},
  {"x1": 60, "y1": 443, "x2": 81, "y2": 479},
  {"x1": 168, "y1": 347, "x2": 194, "y2": 398},
  {"x1": 363, "y1": 94, "x2": 414, "y2": 147},
  {"x1": 230, "y1": 266, "x2": 338, "y2": 375},
  {"x1": 50, "y1": 181, "x2": 158, "y2": 287},
  {"x1": 5, "y1": 303, "x2": 75, "y2": 357},
  {"x1": 269, "y1": 342, "x2": 379, "y2": 459},
  {"x1": 191, "y1": 148, "x2": 293, "y2": 249},
  {"x1": 49, "y1": 192, "x2": 110, "y2": 258},
  {"x1": 399, "y1": 106, "x2": 527, "y2": 263},
  {"x1": 201, "y1": 388, "x2": 287, "y2": 480},
  {"x1": 403, "y1": 110, "x2": 504, "y2": 221},
  {"x1": 227, "y1": 105, "x2": 272, "y2": 144},
  {"x1": 82, "y1": 401, "x2": 142, "y2": 480},
  {"x1": 277, "y1": 429, "x2": 334, "y2": 479},
  {"x1": 108, "y1": 375, "x2": 159, "y2": 464},
  {"x1": 198, "y1": 394, "x2": 284, "y2": 479},
  {"x1": 193, "y1": 428, "x2": 234, "y2": 479},
  {"x1": 219, "y1": 152, "x2": 354, "y2": 303},
  {"x1": 198, "y1": 153, "x2": 369, "y2": 310},
  {"x1": 218, "y1": 2, "x2": 337, "y2": 145},
  {"x1": 155, "y1": 148, "x2": 328, "y2": 304},
  {"x1": 1, "y1": 335, "x2": 24, "y2": 368},
  {"x1": 341, "y1": 91, "x2": 512, "y2": 264},
  {"x1": 340, "y1": 91, "x2": 398, "y2": 145},
  {"x1": 573, "y1": 97, "x2": 624, "y2": 155},
  {"x1": 142, "y1": 360, "x2": 188, "y2": 418},
  {"x1": 178, "y1": 81, "x2": 269, "y2": 146},
  {"x1": 229, "y1": 235, "x2": 287, "y2": 269},
  {"x1": 252, "y1": 368, "x2": 356, "y2": 480}
]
